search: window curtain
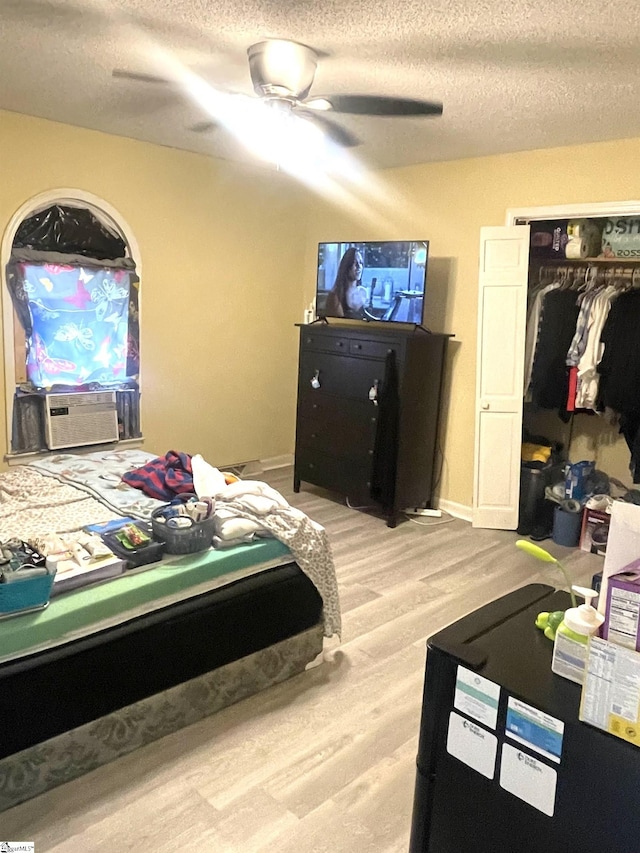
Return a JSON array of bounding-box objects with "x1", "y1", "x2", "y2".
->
[{"x1": 18, "y1": 262, "x2": 131, "y2": 388}]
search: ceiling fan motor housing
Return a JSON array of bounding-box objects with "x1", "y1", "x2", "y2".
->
[{"x1": 247, "y1": 40, "x2": 318, "y2": 101}]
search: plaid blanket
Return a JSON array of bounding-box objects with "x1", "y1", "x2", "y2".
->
[{"x1": 122, "y1": 450, "x2": 194, "y2": 501}]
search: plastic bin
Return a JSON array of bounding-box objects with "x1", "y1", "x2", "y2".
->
[
  {"x1": 517, "y1": 463, "x2": 564, "y2": 535},
  {"x1": 0, "y1": 567, "x2": 56, "y2": 615},
  {"x1": 552, "y1": 505, "x2": 582, "y2": 547},
  {"x1": 151, "y1": 508, "x2": 216, "y2": 555}
]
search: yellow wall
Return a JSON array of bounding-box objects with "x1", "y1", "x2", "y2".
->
[
  {"x1": 303, "y1": 138, "x2": 640, "y2": 507},
  {"x1": 3, "y1": 108, "x2": 640, "y2": 507},
  {"x1": 0, "y1": 110, "x2": 309, "y2": 466}
]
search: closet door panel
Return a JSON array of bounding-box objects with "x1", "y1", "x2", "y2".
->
[
  {"x1": 473, "y1": 225, "x2": 530, "y2": 529},
  {"x1": 475, "y1": 411, "x2": 521, "y2": 519}
]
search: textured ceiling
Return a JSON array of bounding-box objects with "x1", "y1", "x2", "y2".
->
[{"x1": 2, "y1": 0, "x2": 640, "y2": 170}]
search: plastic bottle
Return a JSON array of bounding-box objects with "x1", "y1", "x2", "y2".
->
[{"x1": 551, "y1": 585, "x2": 604, "y2": 685}]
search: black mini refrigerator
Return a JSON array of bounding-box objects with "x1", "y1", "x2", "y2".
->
[{"x1": 409, "y1": 584, "x2": 640, "y2": 853}]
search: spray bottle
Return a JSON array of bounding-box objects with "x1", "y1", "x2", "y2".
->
[{"x1": 551, "y1": 586, "x2": 604, "y2": 685}]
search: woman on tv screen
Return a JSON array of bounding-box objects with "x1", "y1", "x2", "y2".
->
[{"x1": 325, "y1": 247, "x2": 368, "y2": 320}]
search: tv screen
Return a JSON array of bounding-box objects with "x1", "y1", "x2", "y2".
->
[{"x1": 316, "y1": 240, "x2": 429, "y2": 324}]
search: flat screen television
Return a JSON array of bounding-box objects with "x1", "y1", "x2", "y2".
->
[{"x1": 315, "y1": 240, "x2": 429, "y2": 324}]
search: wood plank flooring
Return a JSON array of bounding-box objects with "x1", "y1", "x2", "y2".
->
[{"x1": 1, "y1": 470, "x2": 603, "y2": 851}]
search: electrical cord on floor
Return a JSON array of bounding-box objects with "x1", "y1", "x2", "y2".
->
[
  {"x1": 345, "y1": 496, "x2": 378, "y2": 510},
  {"x1": 403, "y1": 510, "x2": 457, "y2": 527}
]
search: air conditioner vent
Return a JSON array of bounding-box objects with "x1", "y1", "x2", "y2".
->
[{"x1": 45, "y1": 391, "x2": 119, "y2": 450}]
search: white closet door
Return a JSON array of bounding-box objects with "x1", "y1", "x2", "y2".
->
[{"x1": 473, "y1": 225, "x2": 530, "y2": 529}]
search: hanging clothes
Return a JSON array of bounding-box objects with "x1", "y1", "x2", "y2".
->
[
  {"x1": 523, "y1": 280, "x2": 560, "y2": 396},
  {"x1": 596, "y1": 290, "x2": 640, "y2": 481},
  {"x1": 574, "y1": 284, "x2": 619, "y2": 410},
  {"x1": 597, "y1": 290, "x2": 640, "y2": 414},
  {"x1": 529, "y1": 288, "x2": 581, "y2": 416}
]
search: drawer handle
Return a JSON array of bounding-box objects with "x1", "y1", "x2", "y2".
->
[
  {"x1": 308, "y1": 463, "x2": 315, "y2": 469},
  {"x1": 368, "y1": 449, "x2": 373, "y2": 456},
  {"x1": 369, "y1": 379, "x2": 379, "y2": 404},
  {"x1": 354, "y1": 344, "x2": 362, "y2": 350},
  {"x1": 336, "y1": 342, "x2": 344, "y2": 348},
  {"x1": 311, "y1": 433, "x2": 317, "y2": 439},
  {"x1": 311, "y1": 369, "x2": 321, "y2": 390}
]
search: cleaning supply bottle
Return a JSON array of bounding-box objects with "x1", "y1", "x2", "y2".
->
[{"x1": 551, "y1": 585, "x2": 604, "y2": 685}]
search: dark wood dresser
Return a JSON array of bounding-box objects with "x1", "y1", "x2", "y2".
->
[{"x1": 293, "y1": 323, "x2": 449, "y2": 526}]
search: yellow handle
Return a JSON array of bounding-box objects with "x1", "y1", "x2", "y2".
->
[{"x1": 515, "y1": 540, "x2": 558, "y2": 563}]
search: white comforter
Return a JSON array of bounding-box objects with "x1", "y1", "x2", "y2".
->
[{"x1": 192, "y1": 455, "x2": 341, "y2": 638}]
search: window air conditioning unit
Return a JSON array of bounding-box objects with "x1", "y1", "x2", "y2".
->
[{"x1": 44, "y1": 391, "x2": 119, "y2": 450}]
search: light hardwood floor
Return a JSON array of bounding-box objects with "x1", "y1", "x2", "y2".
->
[{"x1": 1, "y1": 469, "x2": 602, "y2": 851}]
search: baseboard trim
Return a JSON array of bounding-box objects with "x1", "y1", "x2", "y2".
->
[
  {"x1": 437, "y1": 498, "x2": 472, "y2": 522},
  {"x1": 261, "y1": 453, "x2": 294, "y2": 471}
]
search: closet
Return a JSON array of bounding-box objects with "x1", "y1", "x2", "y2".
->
[{"x1": 474, "y1": 207, "x2": 640, "y2": 530}]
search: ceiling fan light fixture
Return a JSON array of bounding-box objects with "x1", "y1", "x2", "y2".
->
[{"x1": 247, "y1": 39, "x2": 318, "y2": 101}]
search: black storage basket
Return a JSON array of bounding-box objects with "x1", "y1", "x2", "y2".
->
[{"x1": 150, "y1": 508, "x2": 216, "y2": 555}]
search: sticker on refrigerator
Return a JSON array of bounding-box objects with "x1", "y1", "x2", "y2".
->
[
  {"x1": 454, "y1": 666, "x2": 500, "y2": 730},
  {"x1": 499, "y1": 743, "x2": 557, "y2": 817},
  {"x1": 446, "y1": 711, "x2": 497, "y2": 779},
  {"x1": 505, "y1": 697, "x2": 564, "y2": 764}
]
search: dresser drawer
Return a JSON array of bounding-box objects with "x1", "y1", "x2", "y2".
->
[
  {"x1": 300, "y1": 332, "x2": 351, "y2": 354},
  {"x1": 296, "y1": 412, "x2": 376, "y2": 462},
  {"x1": 295, "y1": 448, "x2": 374, "y2": 504},
  {"x1": 349, "y1": 338, "x2": 400, "y2": 360},
  {"x1": 297, "y1": 393, "x2": 377, "y2": 427},
  {"x1": 299, "y1": 352, "x2": 386, "y2": 402}
]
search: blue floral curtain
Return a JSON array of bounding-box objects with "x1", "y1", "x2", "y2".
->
[{"x1": 20, "y1": 262, "x2": 131, "y2": 388}]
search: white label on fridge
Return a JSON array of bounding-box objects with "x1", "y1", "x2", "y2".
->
[
  {"x1": 505, "y1": 697, "x2": 564, "y2": 764},
  {"x1": 446, "y1": 711, "x2": 498, "y2": 779},
  {"x1": 454, "y1": 665, "x2": 500, "y2": 729},
  {"x1": 499, "y1": 743, "x2": 557, "y2": 817}
]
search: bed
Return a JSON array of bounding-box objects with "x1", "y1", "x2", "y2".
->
[{"x1": 0, "y1": 451, "x2": 337, "y2": 812}]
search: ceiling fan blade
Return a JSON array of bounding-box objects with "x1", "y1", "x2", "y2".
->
[
  {"x1": 307, "y1": 95, "x2": 443, "y2": 117},
  {"x1": 112, "y1": 69, "x2": 172, "y2": 86},
  {"x1": 296, "y1": 110, "x2": 361, "y2": 148},
  {"x1": 188, "y1": 120, "x2": 218, "y2": 134}
]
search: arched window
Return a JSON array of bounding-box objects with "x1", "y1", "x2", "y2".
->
[{"x1": 1, "y1": 190, "x2": 142, "y2": 456}]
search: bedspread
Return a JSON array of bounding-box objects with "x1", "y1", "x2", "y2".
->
[
  {"x1": 28, "y1": 449, "x2": 165, "y2": 519},
  {"x1": 23, "y1": 451, "x2": 341, "y2": 638},
  {"x1": 213, "y1": 480, "x2": 341, "y2": 639},
  {"x1": 0, "y1": 467, "x2": 119, "y2": 540}
]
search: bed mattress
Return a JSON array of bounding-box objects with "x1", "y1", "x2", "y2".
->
[{"x1": 0, "y1": 556, "x2": 322, "y2": 762}]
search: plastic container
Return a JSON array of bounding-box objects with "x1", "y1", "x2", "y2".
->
[
  {"x1": 0, "y1": 567, "x2": 56, "y2": 615},
  {"x1": 552, "y1": 586, "x2": 604, "y2": 684},
  {"x1": 151, "y1": 508, "x2": 216, "y2": 555},
  {"x1": 517, "y1": 462, "x2": 564, "y2": 536},
  {"x1": 552, "y1": 505, "x2": 582, "y2": 547},
  {"x1": 103, "y1": 532, "x2": 165, "y2": 569}
]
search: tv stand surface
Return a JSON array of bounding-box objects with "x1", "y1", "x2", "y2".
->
[
  {"x1": 297, "y1": 320, "x2": 454, "y2": 337},
  {"x1": 293, "y1": 323, "x2": 449, "y2": 527}
]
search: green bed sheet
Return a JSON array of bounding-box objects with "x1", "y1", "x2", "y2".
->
[{"x1": 0, "y1": 539, "x2": 292, "y2": 661}]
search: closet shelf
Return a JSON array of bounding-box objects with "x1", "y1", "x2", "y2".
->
[{"x1": 544, "y1": 256, "x2": 640, "y2": 264}]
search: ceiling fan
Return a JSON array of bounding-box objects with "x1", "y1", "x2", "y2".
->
[{"x1": 113, "y1": 38, "x2": 443, "y2": 147}]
